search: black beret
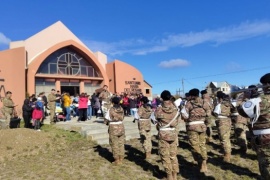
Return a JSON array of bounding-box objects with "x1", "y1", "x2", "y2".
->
[
  {"x1": 200, "y1": 90, "x2": 207, "y2": 95},
  {"x1": 216, "y1": 91, "x2": 223, "y2": 97},
  {"x1": 189, "y1": 88, "x2": 200, "y2": 97},
  {"x1": 260, "y1": 73, "x2": 270, "y2": 84},
  {"x1": 185, "y1": 93, "x2": 190, "y2": 97},
  {"x1": 111, "y1": 96, "x2": 120, "y2": 104},
  {"x1": 217, "y1": 91, "x2": 224, "y2": 99},
  {"x1": 140, "y1": 96, "x2": 149, "y2": 104},
  {"x1": 248, "y1": 85, "x2": 256, "y2": 89},
  {"x1": 161, "y1": 90, "x2": 171, "y2": 101}
]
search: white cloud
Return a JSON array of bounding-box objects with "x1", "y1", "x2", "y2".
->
[
  {"x1": 226, "y1": 61, "x2": 242, "y2": 71},
  {"x1": 83, "y1": 20, "x2": 270, "y2": 56},
  {"x1": 158, "y1": 59, "x2": 190, "y2": 68},
  {"x1": 0, "y1": 32, "x2": 11, "y2": 45}
]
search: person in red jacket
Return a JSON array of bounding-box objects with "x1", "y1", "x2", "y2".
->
[
  {"x1": 78, "y1": 93, "x2": 88, "y2": 122},
  {"x1": 32, "y1": 102, "x2": 43, "y2": 131},
  {"x1": 122, "y1": 93, "x2": 130, "y2": 116}
]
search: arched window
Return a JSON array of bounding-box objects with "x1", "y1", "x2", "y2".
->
[{"x1": 37, "y1": 47, "x2": 99, "y2": 77}]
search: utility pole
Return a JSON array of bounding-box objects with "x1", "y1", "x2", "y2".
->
[
  {"x1": 182, "y1": 78, "x2": 185, "y2": 95},
  {"x1": 176, "y1": 88, "x2": 182, "y2": 96}
]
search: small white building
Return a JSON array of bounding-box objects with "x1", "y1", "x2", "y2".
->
[{"x1": 206, "y1": 81, "x2": 231, "y2": 95}]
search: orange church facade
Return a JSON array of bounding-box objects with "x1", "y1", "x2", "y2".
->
[{"x1": 0, "y1": 21, "x2": 152, "y2": 108}]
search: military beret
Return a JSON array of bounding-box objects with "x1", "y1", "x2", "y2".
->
[
  {"x1": 161, "y1": 90, "x2": 171, "y2": 101},
  {"x1": 189, "y1": 88, "x2": 200, "y2": 97},
  {"x1": 200, "y1": 90, "x2": 207, "y2": 95},
  {"x1": 111, "y1": 96, "x2": 120, "y2": 104},
  {"x1": 216, "y1": 91, "x2": 223, "y2": 97},
  {"x1": 140, "y1": 96, "x2": 149, "y2": 104},
  {"x1": 248, "y1": 85, "x2": 256, "y2": 89},
  {"x1": 185, "y1": 93, "x2": 190, "y2": 97},
  {"x1": 216, "y1": 91, "x2": 224, "y2": 99},
  {"x1": 260, "y1": 73, "x2": 270, "y2": 84}
]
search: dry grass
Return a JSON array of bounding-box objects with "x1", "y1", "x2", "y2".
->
[{"x1": 0, "y1": 125, "x2": 261, "y2": 180}]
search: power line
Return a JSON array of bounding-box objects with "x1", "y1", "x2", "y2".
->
[
  {"x1": 186, "y1": 66, "x2": 270, "y2": 80},
  {"x1": 152, "y1": 65, "x2": 270, "y2": 85}
]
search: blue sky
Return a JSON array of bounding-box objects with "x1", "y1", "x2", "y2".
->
[{"x1": 1, "y1": 1, "x2": 270, "y2": 95}]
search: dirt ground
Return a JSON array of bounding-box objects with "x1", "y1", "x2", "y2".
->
[{"x1": 0, "y1": 126, "x2": 261, "y2": 180}]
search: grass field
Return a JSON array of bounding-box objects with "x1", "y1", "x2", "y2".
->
[{"x1": 0, "y1": 124, "x2": 261, "y2": 180}]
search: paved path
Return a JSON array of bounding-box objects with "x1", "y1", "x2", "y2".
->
[{"x1": 43, "y1": 116, "x2": 186, "y2": 145}]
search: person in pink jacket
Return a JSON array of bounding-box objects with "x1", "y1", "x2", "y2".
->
[
  {"x1": 32, "y1": 102, "x2": 43, "y2": 131},
  {"x1": 78, "y1": 93, "x2": 88, "y2": 122}
]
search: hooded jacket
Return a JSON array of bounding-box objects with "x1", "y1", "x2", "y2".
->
[{"x1": 22, "y1": 99, "x2": 33, "y2": 116}]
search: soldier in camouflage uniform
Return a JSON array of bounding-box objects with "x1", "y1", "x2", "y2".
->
[
  {"x1": 238, "y1": 73, "x2": 270, "y2": 179},
  {"x1": 155, "y1": 90, "x2": 179, "y2": 180},
  {"x1": 98, "y1": 85, "x2": 112, "y2": 119},
  {"x1": 231, "y1": 87, "x2": 254, "y2": 154},
  {"x1": 104, "y1": 96, "x2": 125, "y2": 165},
  {"x1": 47, "y1": 89, "x2": 60, "y2": 124},
  {"x1": 181, "y1": 89, "x2": 211, "y2": 173},
  {"x1": 213, "y1": 92, "x2": 234, "y2": 162},
  {"x1": 201, "y1": 90, "x2": 215, "y2": 143},
  {"x1": 136, "y1": 96, "x2": 152, "y2": 159},
  {"x1": 2, "y1": 91, "x2": 16, "y2": 128}
]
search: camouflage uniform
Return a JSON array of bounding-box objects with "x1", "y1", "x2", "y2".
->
[
  {"x1": 250, "y1": 94, "x2": 270, "y2": 179},
  {"x1": 182, "y1": 97, "x2": 211, "y2": 172},
  {"x1": 137, "y1": 105, "x2": 152, "y2": 157},
  {"x1": 48, "y1": 93, "x2": 56, "y2": 124},
  {"x1": 154, "y1": 100, "x2": 179, "y2": 177},
  {"x1": 2, "y1": 97, "x2": 14, "y2": 128},
  {"x1": 99, "y1": 90, "x2": 111, "y2": 118},
  {"x1": 214, "y1": 99, "x2": 233, "y2": 162},
  {"x1": 203, "y1": 98, "x2": 215, "y2": 142},
  {"x1": 231, "y1": 100, "x2": 248, "y2": 152},
  {"x1": 105, "y1": 105, "x2": 125, "y2": 165}
]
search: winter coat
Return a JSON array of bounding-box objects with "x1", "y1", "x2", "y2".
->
[
  {"x1": 78, "y1": 96, "x2": 88, "y2": 109},
  {"x1": 32, "y1": 108, "x2": 43, "y2": 120},
  {"x1": 22, "y1": 99, "x2": 33, "y2": 116}
]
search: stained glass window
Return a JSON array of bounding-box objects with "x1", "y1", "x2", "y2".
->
[{"x1": 36, "y1": 47, "x2": 99, "y2": 77}]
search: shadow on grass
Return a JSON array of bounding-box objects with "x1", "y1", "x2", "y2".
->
[
  {"x1": 207, "y1": 151, "x2": 260, "y2": 178},
  {"x1": 125, "y1": 144, "x2": 165, "y2": 179},
  {"x1": 94, "y1": 145, "x2": 114, "y2": 163},
  {"x1": 241, "y1": 150, "x2": 257, "y2": 160},
  {"x1": 177, "y1": 154, "x2": 215, "y2": 180}
]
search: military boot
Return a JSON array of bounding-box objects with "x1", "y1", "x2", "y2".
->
[
  {"x1": 112, "y1": 157, "x2": 120, "y2": 165},
  {"x1": 223, "y1": 153, "x2": 231, "y2": 163},
  {"x1": 145, "y1": 152, "x2": 151, "y2": 159},
  {"x1": 172, "y1": 171, "x2": 178, "y2": 180},
  {"x1": 166, "y1": 173, "x2": 173, "y2": 180},
  {"x1": 119, "y1": 155, "x2": 124, "y2": 164},
  {"x1": 200, "y1": 160, "x2": 208, "y2": 173}
]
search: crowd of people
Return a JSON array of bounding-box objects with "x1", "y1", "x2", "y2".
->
[
  {"x1": 102, "y1": 73, "x2": 270, "y2": 180},
  {"x1": 1, "y1": 72, "x2": 270, "y2": 180}
]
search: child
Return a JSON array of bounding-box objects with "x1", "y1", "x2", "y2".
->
[{"x1": 32, "y1": 101, "x2": 43, "y2": 131}]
